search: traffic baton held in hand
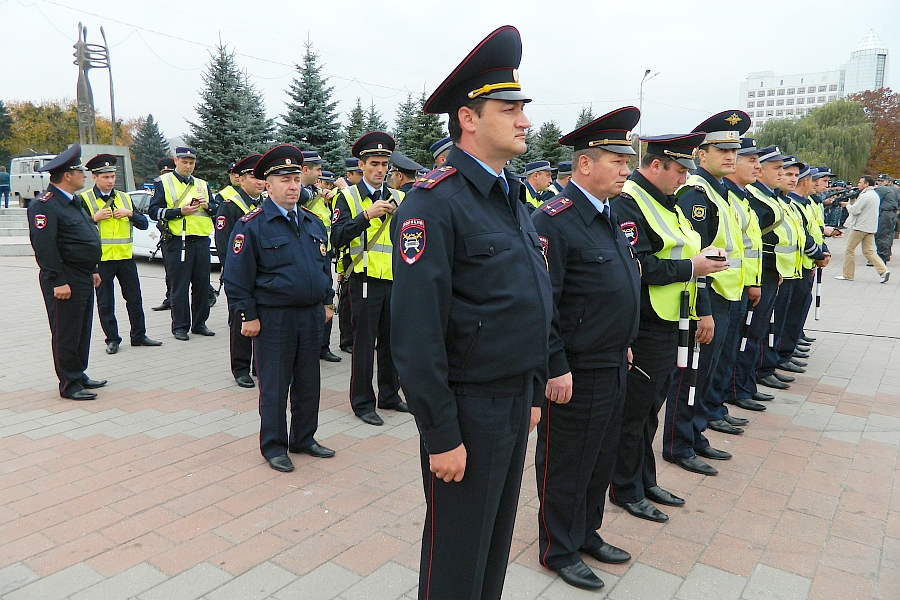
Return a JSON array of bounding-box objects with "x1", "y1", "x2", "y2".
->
[
  {"x1": 740, "y1": 306, "x2": 753, "y2": 352},
  {"x1": 814, "y1": 267, "x2": 822, "y2": 320},
  {"x1": 687, "y1": 337, "x2": 700, "y2": 407},
  {"x1": 678, "y1": 289, "x2": 690, "y2": 368}
]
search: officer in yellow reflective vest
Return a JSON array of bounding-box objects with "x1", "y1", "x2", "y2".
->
[
  {"x1": 548, "y1": 160, "x2": 572, "y2": 196},
  {"x1": 610, "y1": 133, "x2": 728, "y2": 515},
  {"x1": 331, "y1": 132, "x2": 408, "y2": 425},
  {"x1": 333, "y1": 158, "x2": 362, "y2": 353},
  {"x1": 215, "y1": 154, "x2": 263, "y2": 388},
  {"x1": 81, "y1": 154, "x2": 161, "y2": 355},
  {"x1": 667, "y1": 110, "x2": 750, "y2": 474},
  {"x1": 523, "y1": 160, "x2": 553, "y2": 210},
  {"x1": 148, "y1": 147, "x2": 218, "y2": 341}
]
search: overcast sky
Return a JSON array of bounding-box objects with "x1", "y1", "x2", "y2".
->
[{"x1": 2, "y1": 0, "x2": 898, "y2": 145}]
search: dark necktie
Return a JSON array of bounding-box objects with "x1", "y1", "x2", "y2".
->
[
  {"x1": 372, "y1": 189, "x2": 382, "y2": 201},
  {"x1": 287, "y1": 210, "x2": 300, "y2": 236}
]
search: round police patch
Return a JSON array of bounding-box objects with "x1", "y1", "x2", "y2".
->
[
  {"x1": 692, "y1": 205, "x2": 707, "y2": 221},
  {"x1": 331, "y1": 208, "x2": 340, "y2": 224},
  {"x1": 619, "y1": 221, "x2": 638, "y2": 246},
  {"x1": 34, "y1": 214, "x2": 47, "y2": 230},
  {"x1": 232, "y1": 234, "x2": 245, "y2": 254},
  {"x1": 216, "y1": 216, "x2": 226, "y2": 230},
  {"x1": 400, "y1": 218, "x2": 426, "y2": 265},
  {"x1": 538, "y1": 235, "x2": 549, "y2": 257}
]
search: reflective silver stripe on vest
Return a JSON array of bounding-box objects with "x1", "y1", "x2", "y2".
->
[
  {"x1": 348, "y1": 243, "x2": 392, "y2": 256},
  {"x1": 729, "y1": 258, "x2": 743, "y2": 268},
  {"x1": 85, "y1": 192, "x2": 101, "y2": 213},
  {"x1": 732, "y1": 193, "x2": 756, "y2": 253},
  {"x1": 691, "y1": 178, "x2": 736, "y2": 254},
  {"x1": 774, "y1": 246, "x2": 796, "y2": 254},
  {"x1": 627, "y1": 183, "x2": 688, "y2": 259},
  {"x1": 101, "y1": 236, "x2": 133, "y2": 244},
  {"x1": 744, "y1": 249, "x2": 761, "y2": 258},
  {"x1": 232, "y1": 197, "x2": 252, "y2": 214},
  {"x1": 343, "y1": 185, "x2": 396, "y2": 255}
]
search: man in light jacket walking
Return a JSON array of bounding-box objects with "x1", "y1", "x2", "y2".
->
[{"x1": 836, "y1": 175, "x2": 890, "y2": 283}]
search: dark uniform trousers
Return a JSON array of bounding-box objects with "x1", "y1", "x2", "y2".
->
[
  {"x1": 610, "y1": 326, "x2": 677, "y2": 504},
  {"x1": 96, "y1": 259, "x2": 146, "y2": 344},
  {"x1": 663, "y1": 289, "x2": 730, "y2": 461},
  {"x1": 338, "y1": 278, "x2": 353, "y2": 348},
  {"x1": 876, "y1": 210, "x2": 896, "y2": 262},
  {"x1": 707, "y1": 290, "x2": 747, "y2": 421},
  {"x1": 536, "y1": 362, "x2": 627, "y2": 570},
  {"x1": 729, "y1": 277, "x2": 778, "y2": 399},
  {"x1": 228, "y1": 309, "x2": 253, "y2": 378},
  {"x1": 777, "y1": 269, "x2": 813, "y2": 365},
  {"x1": 348, "y1": 277, "x2": 401, "y2": 414},
  {"x1": 255, "y1": 304, "x2": 323, "y2": 459},
  {"x1": 165, "y1": 235, "x2": 211, "y2": 334},
  {"x1": 418, "y1": 376, "x2": 532, "y2": 600},
  {"x1": 320, "y1": 255, "x2": 335, "y2": 355},
  {"x1": 41, "y1": 267, "x2": 94, "y2": 397}
]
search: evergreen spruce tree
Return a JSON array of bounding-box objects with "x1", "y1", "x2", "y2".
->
[
  {"x1": 184, "y1": 44, "x2": 275, "y2": 187},
  {"x1": 392, "y1": 93, "x2": 418, "y2": 156},
  {"x1": 344, "y1": 98, "x2": 366, "y2": 149},
  {"x1": 574, "y1": 105, "x2": 595, "y2": 129},
  {"x1": 403, "y1": 92, "x2": 447, "y2": 168},
  {"x1": 0, "y1": 100, "x2": 12, "y2": 169},
  {"x1": 130, "y1": 114, "x2": 170, "y2": 186},
  {"x1": 363, "y1": 100, "x2": 389, "y2": 133},
  {"x1": 280, "y1": 41, "x2": 345, "y2": 173},
  {"x1": 535, "y1": 120, "x2": 569, "y2": 166}
]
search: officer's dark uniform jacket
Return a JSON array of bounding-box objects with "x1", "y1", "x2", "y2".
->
[
  {"x1": 612, "y1": 171, "x2": 711, "y2": 328},
  {"x1": 223, "y1": 199, "x2": 334, "y2": 322},
  {"x1": 532, "y1": 181, "x2": 640, "y2": 378},
  {"x1": 390, "y1": 146, "x2": 553, "y2": 455},
  {"x1": 28, "y1": 184, "x2": 102, "y2": 283},
  {"x1": 215, "y1": 188, "x2": 258, "y2": 264}
]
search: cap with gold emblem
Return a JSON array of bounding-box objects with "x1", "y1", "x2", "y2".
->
[
  {"x1": 253, "y1": 145, "x2": 305, "y2": 179},
  {"x1": 424, "y1": 25, "x2": 531, "y2": 114},
  {"x1": 157, "y1": 157, "x2": 176, "y2": 173},
  {"x1": 231, "y1": 154, "x2": 262, "y2": 175},
  {"x1": 85, "y1": 153, "x2": 118, "y2": 174},
  {"x1": 558, "y1": 106, "x2": 640, "y2": 155},
  {"x1": 693, "y1": 110, "x2": 751, "y2": 149},
  {"x1": 37, "y1": 144, "x2": 84, "y2": 174},
  {"x1": 643, "y1": 133, "x2": 707, "y2": 169},
  {"x1": 352, "y1": 132, "x2": 395, "y2": 159}
]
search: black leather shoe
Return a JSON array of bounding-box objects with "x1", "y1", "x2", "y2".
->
[
  {"x1": 733, "y1": 398, "x2": 766, "y2": 411},
  {"x1": 666, "y1": 455, "x2": 718, "y2": 475},
  {"x1": 380, "y1": 401, "x2": 409, "y2": 413},
  {"x1": 320, "y1": 351, "x2": 342, "y2": 362},
  {"x1": 610, "y1": 497, "x2": 668, "y2": 522},
  {"x1": 790, "y1": 358, "x2": 808, "y2": 367},
  {"x1": 151, "y1": 301, "x2": 170, "y2": 311},
  {"x1": 801, "y1": 335, "x2": 816, "y2": 342},
  {"x1": 105, "y1": 341, "x2": 119, "y2": 355},
  {"x1": 555, "y1": 562, "x2": 604, "y2": 590},
  {"x1": 267, "y1": 455, "x2": 294, "y2": 472},
  {"x1": 723, "y1": 414, "x2": 749, "y2": 426},
  {"x1": 358, "y1": 412, "x2": 384, "y2": 426},
  {"x1": 191, "y1": 326, "x2": 215, "y2": 336},
  {"x1": 67, "y1": 389, "x2": 98, "y2": 401},
  {"x1": 758, "y1": 375, "x2": 789, "y2": 388},
  {"x1": 82, "y1": 378, "x2": 107, "y2": 389},
  {"x1": 131, "y1": 336, "x2": 163, "y2": 347},
  {"x1": 581, "y1": 541, "x2": 631, "y2": 564},
  {"x1": 752, "y1": 392, "x2": 775, "y2": 401},
  {"x1": 235, "y1": 375, "x2": 255, "y2": 388},
  {"x1": 339, "y1": 345, "x2": 352, "y2": 353},
  {"x1": 793, "y1": 350, "x2": 809, "y2": 358},
  {"x1": 708, "y1": 419, "x2": 744, "y2": 435},
  {"x1": 645, "y1": 485, "x2": 685, "y2": 507},
  {"x1": 773, "y1": 372, "x2": 796, "y2": 382},
  {"x1": 208, "y1": 294, "x2": 217, "y2": 308},
  {"x1": 777, "y1": 361, "x2": 805, "y2": 373},
  {"x1": 695, "y1": 446, "x2": 732, "y2": 460},
  {"x1": 291, "y1": 443, "x2": 335, "y2": 458},
  {"x1": 174, "y1": 332, "x2": 190, "y2": 341}
]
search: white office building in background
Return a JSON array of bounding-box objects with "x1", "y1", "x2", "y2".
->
[{"x1": 739, "y1": 31, "x2": 889, "y2": 131}]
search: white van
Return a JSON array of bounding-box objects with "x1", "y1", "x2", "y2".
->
[{"x1": 9, "y1": 155, "x2": 54, "y2": 207}]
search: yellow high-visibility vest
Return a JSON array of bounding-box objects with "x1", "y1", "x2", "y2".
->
[
  {"x1": 794, "y1": 196, "x2": 824, "y2": 271},
  {"x1": 81, "y1": 189, "x2": 135, "y2": 261},
  {"x1": 340, "y1": 185, "x2": 404, "y2": 280},
  {"x1": 623, "y1": 179, "x2": 702, "y2": 321},
  {"x1": 728, "y1": 187, "x2": 763, "y2": 287},
  {"x1": 748, "y1": 185, "x2": 803, "y2": 279},
  {"x1": 308, "y1": 193, "x2": 333, "y2": 252},
  {"x1": 160, "y1": 172, "x2": 213, "y2": 236}
]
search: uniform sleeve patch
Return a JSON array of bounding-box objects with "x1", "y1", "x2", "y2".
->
[
  {"x1": 232, "y1": 234, "x2": 245, "y2": 254},
  {"x1": 541, "y1": 196, "x2": 573, "y2": 216},
  {"x1": 331, "y1": 208, "x2": 340, "y2": 224},
  {"x1": 692, "y1": 205, "x2": 707, "y2": 221},
  {"x1": 538, "y1": 235, "x2": 549, "y2": 257},
  {"x1": 400, "y1": 218, "x2": 426, "y2": 265},
  {"x1": 240, "y1": 206, "x2": 263, "y2": 222},
  {"x1": 34, "y1": 214, "x2": 47, "y2": 229},
  {"x1": 619, "y1": 221, "x2": 638, "y2": 246},
  {"x1": 413, "y1": 166, "x2": 457, "y2": 189},
  {"x1": 215, "y1": 216, "x2": 226, "y2": 230}
]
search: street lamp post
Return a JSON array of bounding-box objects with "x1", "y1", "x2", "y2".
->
[{"x1": 638, "y1": 69, "x2": 659, "y2": 163}]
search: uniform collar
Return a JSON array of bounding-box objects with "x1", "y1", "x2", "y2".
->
[
  {"x1": 750, "y1": 181, "x2": 776, "y2": 197},
  {"x1": 446, "y1": 146, "x2": 517, "y2": 201},
  {"x1": 357, "y1": 179, "x2": 385, "y2": 200},
  {"x1": 788, "y1": 192, "x2": 809, "y2": 204},
  {"x1": 723, "y1": 178, "x2": 748, "y2": 196},
  {"x1": 262, "y1": 197, "x2": 308, "y2": 222},
  {"x1": 564, "y1": 181, "x2": 608, "y2": 225},
  {"x1": 238, "y1": 188, "x2": 259, "y2": 205},
  {"x1": 695, "y1": 167, "x2": 728, "y2": 198},
  {"x1": 93, "y1": 185, "x2": 116, "y2": 199},
  {"x1": 173, "y1": 171, "x2": 193, "y2": 185},
  {"x1": 628, "y1": 170, "x2": 674, "y2": 209},
  {"x1": 49, "y1": 184, "x2": 74, "y2": 202}
]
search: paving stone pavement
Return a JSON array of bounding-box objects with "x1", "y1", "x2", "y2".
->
[{"x1": 1, "y1": 234, "x2": 899, "y2": 600}]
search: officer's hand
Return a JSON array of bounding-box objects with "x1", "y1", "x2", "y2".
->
[
  {"x1": 816, "y1": 255, "x2": 831, "y2": 268},
  {"x1": 366, "y1": 200, "x2": 395, "y2": 220},
  {"x1": 529, "y1": 407, "x2": 541, "y2": 433},
  {"x1": 92, "y1": 274, "x2": 101, "y2": 288},
  {"x1": 93, "y1": 208, "x2": 113, "y2": 222},
  {"x1": 241, "y1": 319, "x2": 261, "y2": 337},
  {"x1": 691, "y1": 248, "x2": 729, "y2": 276},
  {"x1": 181, "y1": 202, "x2": 200, "y2": 215},
  {"x1": 748, "y1": 286, "x2": 761, "y2": 306},
  {"x1": 112, "y1": 208, "x2": 132, "y2": 219},
  {"x1": 831, "y1": 228, "x2": 843, "y2": 238},
  {"x1": 53, "y1": 284, "x2": 72, "y2": 300},
  {"x1": 545, "y1": 372, "x2": 572, "y2": 404},
  {"x1": 322, "y1": 188, "x2": 335, "y2": 201},
  {"x1": 627, "y1": 348, "x2": 633, "y2": 369},
  {"x1": 696, "y1": 315, "x2": 715, "y2": 344},
  {"x1": 324, "y1": 306, "x2": 334, "y2": 322},
  {"x1": 430, "y1": 444, "x2": 466, "y2": 482},
  {"x1": 334, "y1": 177, "x2": 348, "y2": 189}
]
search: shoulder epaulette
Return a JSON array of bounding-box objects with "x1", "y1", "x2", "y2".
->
[
  {"x1": 240, "y1": 206, "x2": 263, "y2": 222},
  {"x1": 675, "y1": 184, "x2": 706, "y2": 198},
  {"x1": 37, "y1": 190, "x2": 53, "y2": 203},
  {"x1": 619, "y1": 192, "x2": 633, "y2": 201},
  {"x1": 300, "y1": 205, "x2": 316, "y2": 216},
  {"x1": 413, "y1": 165, "x2": 457, "y2": 189},
  {"x1": 541, "y1": 196, "x2": 574, "y2": 216}
]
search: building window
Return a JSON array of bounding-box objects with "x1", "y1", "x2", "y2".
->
[
  {"x1": 797, "y1": 98, "x2": 804, "y2": 104},
  {"x1": 767, "y1": 90, "x2": 776, "y2": 96},
  {"x1": 767, "y1": 99, "x2": 775, "y2": 106},
  {"x1": 796, "y1": 108, "x2": 804, "y2": 116},
  {"x1": 787, "y1": 88, "x2": 795, "y2": 94},
  {"x1": 818, "y1": 86, "x2": 826, "y2": 92},
  {"x1": 747, "y1": 102, "x2": 754, "y2": 108},
  {"x1": 757, "y1": 101, "x2": 764, "y2": 107},
  {"x1": 775, "y1": 110, "x2": 784, "y2": 116},
  {"x1": 818, "y1": 96, "x2": 826, "y2": 103},
  {"x1": 776, "y1": 99, "x2": 784, "y2": 106},
  {"x1": 777, "y1": 89, "x2": 785, "y2": 95},
  {"x1": 756, "y1": 111, "x2": 764, "y2": 117},
  {"x1": 797, "y1": 86, "x2": 805, "y2": 93},
  {"x1": 786, "y1": 109, "x2": 794, "y2": 115},
  {"x1": 828, "y1": 95, "x2": 837, "y2": 101},
  {"x1": 766, "y1": 110, "x2": 774, "y2": 117},
  {"x1": 829, "y1": 84, "x2": 838, "y2": 91},
  {"x1": 808, "y1": 96, "x2": 816, "y2": 103},
  {"x1": 787, "y1": 98, "x2": 794, "y2": 105},
  {"x1": 748, "y1": 91, "x2": 756, "y2": 98}
]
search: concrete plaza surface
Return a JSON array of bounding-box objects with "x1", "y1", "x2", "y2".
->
[{"x1": 1, "y1": 233, "x2": 898, "y2": 599}]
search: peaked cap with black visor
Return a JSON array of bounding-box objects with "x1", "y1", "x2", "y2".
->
[
  {"x1": 253, "y1": 145, "x2": 304, "y2": 180},
  {"x1": 692, "y1": 110, "x2": 751, "y2": 149},
  {"x1": 558, "y1": 106, "x2": 640, "y2": 155},
  {"x1": 642, "y1": 133, "x2": 707, "y2": 169},
  {"x1": 423, "y1": 25, "x2": 531, "y2": 114}
]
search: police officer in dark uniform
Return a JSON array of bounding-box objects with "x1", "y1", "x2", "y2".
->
[
  {"x1": 548, "y1": 160, "x2": 572, "y2": 196},
  {"x1": 609, "y1": 133, "x2": 726, "y2": 518},
  {"x1": 429, "y1": 137, "x2": 453, "y2": 168},
  {"x1": 334, "y1": 157, "x2": 363, "y2": 352},
  {"x1": 28, "y1": 144, "x2": 107, "y2": 401},
  {"x1": 152, "y1": 157, "x2": 177, "y2": 312},
  {"x1": 215, "y1": 154, "x2": 264, "y2": 388},
  {"x1": 223, "y1": 145, "x2": 336, "y2": 472},
  {"x1": 389, "y1": 151, "x2": 424, "y2": 193},
  {"x1": 531, "y1": 108, "x2": 641, "y2": 590},
  {"x1": 390, "y1": 26, "x2": 552, "y2": 600}
]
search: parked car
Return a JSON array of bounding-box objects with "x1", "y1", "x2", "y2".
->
[{"x1": 130, "y1": 189, "x2": 219, "y2": 264}]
